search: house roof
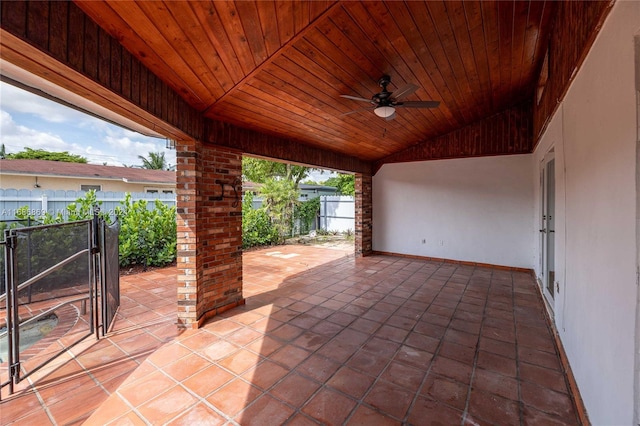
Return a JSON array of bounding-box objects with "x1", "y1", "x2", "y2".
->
[{"x1": 0, "y1": 159, "x2": 175, "y2": 185}]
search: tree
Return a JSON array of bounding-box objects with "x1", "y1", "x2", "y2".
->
[
  {"x1": 0, "y1": 144, "x2": 6, "y2": 159},
  {"x1": 242, "y1": 157, "x2": 320, "y2": 241},
  {"x1": 323, "y1": 173, "x2": 355, "y2": 196},
  {"x1": 5, "y1": 148, "x2": 87, "y2": 163},
  {"x1": 138, "y1": 152, "x2": 168, "y2": 170},
  {"x1": 242, "y1": 191, "x2": 278, "y2": 248},
  {"x1": 242, "y1": 157, "x2": 314, "y2": 188},
  {"x1": 259, "y1": 178, "x2": 299, "y2": 242}
]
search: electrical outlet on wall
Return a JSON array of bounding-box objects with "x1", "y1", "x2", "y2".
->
[{"x1": 438, "y1": 239, "x2": 444, "y2": 246}]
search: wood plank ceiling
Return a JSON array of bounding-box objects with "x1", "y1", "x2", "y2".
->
[{"x1": 75, "y1": 0, "x2": 556, "y2": 163}]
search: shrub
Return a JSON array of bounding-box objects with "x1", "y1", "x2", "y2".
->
[
  {"x1": 115, "y1": 193, "x2": 177, "y2": 267},
  {"x1": 242, "y1": 192, "x2": 278, "y2": 249},
  {"x1": 259, "y1": 179, "x2": 299, "y2": 243},
  {"x1": 2, "y1": 191, "x2": 178, "y2": 279},
  {"x1": 294, "y1": 197, "x2": 320, "y2": 235}
]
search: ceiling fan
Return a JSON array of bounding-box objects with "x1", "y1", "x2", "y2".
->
[{"x1": 341, "y1": 75, "x2": 440, "y2": 120}]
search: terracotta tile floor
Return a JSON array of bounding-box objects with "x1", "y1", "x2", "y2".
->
[{"x1": 1, "y1": 244, "x2": 581, "y2": 425}]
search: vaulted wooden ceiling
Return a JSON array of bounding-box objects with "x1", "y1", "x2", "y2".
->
[{"x1": 74, "y1": 0, "x2": 555, "y2": 163}]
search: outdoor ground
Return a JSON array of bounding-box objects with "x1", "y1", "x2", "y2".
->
[{"x1": 1, "y1": 240, "x2": 581, "y2": 425}]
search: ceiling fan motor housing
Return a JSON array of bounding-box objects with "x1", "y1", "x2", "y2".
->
[{"x1": 374, "y1": 75, "x2": 393, "y2": 105}]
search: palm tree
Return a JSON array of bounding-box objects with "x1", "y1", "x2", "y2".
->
[{"x1": 138, "y1": 152, "x2": 167, "y2": 170}]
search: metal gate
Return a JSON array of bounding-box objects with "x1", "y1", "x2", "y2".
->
[
  {"x1": 100, "y1": 219, "x2": 120, "y2": 335},
  {"x1": 0, "y1": 213, "x2": 119, "y2": 398}
]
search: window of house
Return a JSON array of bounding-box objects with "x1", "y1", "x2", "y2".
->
[
  {"x1": 145, "y1": 187, "x2": 174, "y2": 194},
  {"x1": 81, "y1": 184, "x2": 102, "y2": 191}
]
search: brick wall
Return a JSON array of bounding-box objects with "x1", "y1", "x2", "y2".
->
[
  {"x1": 176, "y1": 139, "x2": 200, "y2": 327},
  {"x1": 355, "y1": 173, "x2": 373, "y2": 257},
  {"x1": 176, "y1": 140, "x2": 244, "y2": 328}
]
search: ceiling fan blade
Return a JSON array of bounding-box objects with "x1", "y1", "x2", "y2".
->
[
  {"x1": 340, "y1": 94, "x2": 374, "y2": 103},
  {"x1": 340, "y1": 106, "x2": 375, "y2": 116},
  {"x1": 385, "y1": 111, "x2": 397, "y2": 121},
  {"x1": 395, "y1": 100, "x2": 440, "y2": 108},
  {"x1": 391, "y1": 83, "x2": 419, "y2": 100}
]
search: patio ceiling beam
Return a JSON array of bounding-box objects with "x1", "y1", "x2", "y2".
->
[{"x1": 205, "y1": 119, "x2": 372, "y2": 175}]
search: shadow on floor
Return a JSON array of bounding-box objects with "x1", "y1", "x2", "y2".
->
[{"x1": 2, "y1": 245, "x2": 578, "y2": 425}]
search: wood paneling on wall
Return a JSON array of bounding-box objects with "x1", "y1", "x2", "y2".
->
[
  {"x1": 376, "y1": 102, "x2": 533, "y2": 170},
  {"x1": 533, "y1": 1, "x2": 614, "y2": 142},
  {"x1": 205, "y1": 119, "x2": 372, "y2": 175}
]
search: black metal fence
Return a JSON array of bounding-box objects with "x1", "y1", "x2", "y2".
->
[
  {"x1": 0, "y1": 213, "x2": 119, "y2": 398},
  {"x1": 100, "y1": 220, "x2": 120, "y2": 335}
]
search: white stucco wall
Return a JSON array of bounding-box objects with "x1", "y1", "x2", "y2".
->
[
  {"x1": 373, "y1": 154, "x2": 534, "y2": 269},
  {"x1": 533, "y1": 2, "x2": 640, "y2": 424}
]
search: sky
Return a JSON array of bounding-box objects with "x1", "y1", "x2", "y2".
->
[
  {"x1": 0, "y1": 81, "x2": 176, "y2": 168},
  {"x1": 0, "y1": 81, "x2": 333, "y2": 182}
]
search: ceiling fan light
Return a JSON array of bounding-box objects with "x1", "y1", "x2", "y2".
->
[{"x1": 374, "y1": 105, "x2": 395, "y2": 118}]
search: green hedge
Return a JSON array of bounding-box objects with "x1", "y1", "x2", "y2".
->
[
  {"x1": 242, "y1": 192, "x2": 278, "y2": 249},
  {"x1": 115, "y1": 193, "x2": 176, "y2": 267},
  {"x1": 3, "y1": 191, "x2": 177, "y2": 269}
]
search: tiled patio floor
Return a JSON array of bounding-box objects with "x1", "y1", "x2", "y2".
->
[{"x1": 1, "y1": 244, "x2": 580, "y2": 425}]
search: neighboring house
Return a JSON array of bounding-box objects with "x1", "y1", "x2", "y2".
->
[
  {"x1": 0, "y1": 159, "x2": 175, "y2": 193},
  {"x1": 298, "y1": 183, "x2": 339, "y2": 199}
]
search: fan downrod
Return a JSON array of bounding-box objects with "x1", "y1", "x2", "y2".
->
[{"x1": 378, "y1": 75, "x2": 392, "y2": 91}]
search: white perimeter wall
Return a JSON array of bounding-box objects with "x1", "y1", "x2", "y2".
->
[
  {"x1": 373, "y1": 154, "x2": 534, "y2": 269},
  {"x1": 532, "y1": 2, "x2": 639, "y2": 424}
]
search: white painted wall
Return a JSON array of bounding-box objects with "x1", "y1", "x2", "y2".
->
[
  {"x1": 532, "y1": 2, "x2": 640, "y2": 424},
  {"x1": 373, "y1": 154, "x2": 534, "y2": 269}
]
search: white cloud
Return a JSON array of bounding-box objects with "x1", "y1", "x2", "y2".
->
[
  {"x1": 0, "y1": 82, "x2": 177, "y2": 168},
  {"x1": 0, "y1": 110, "x2": 72, "y2": 152},
  {"x1": 0, "y1": 82, "x2": 87, "y2": 124}
]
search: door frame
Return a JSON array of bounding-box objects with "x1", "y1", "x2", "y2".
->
[{"x1": 540, "y1": 149, "x2": 556, "y2": 308}]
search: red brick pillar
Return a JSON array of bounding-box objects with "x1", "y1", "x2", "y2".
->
[
  {"x1": 176, "y1": 140, "x2": 244, "y2": 328},
  {"x1": 355, "y1": 173, "x2": 373, "y2": 257}
]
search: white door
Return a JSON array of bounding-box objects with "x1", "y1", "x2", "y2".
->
[{"x1": 540, "y1": 151, "x2": 556, "y2": 305}]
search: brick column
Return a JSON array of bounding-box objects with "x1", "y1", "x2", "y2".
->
[
  {"x1": 176, "y1": 139, "x2": 200, "y2": 327},
  {"x1": 355, "y1": 173, "x2": 373, "y2": 257},
  {"x1": 176, "y1": 140, "x2": 244, "y2": 328}
]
